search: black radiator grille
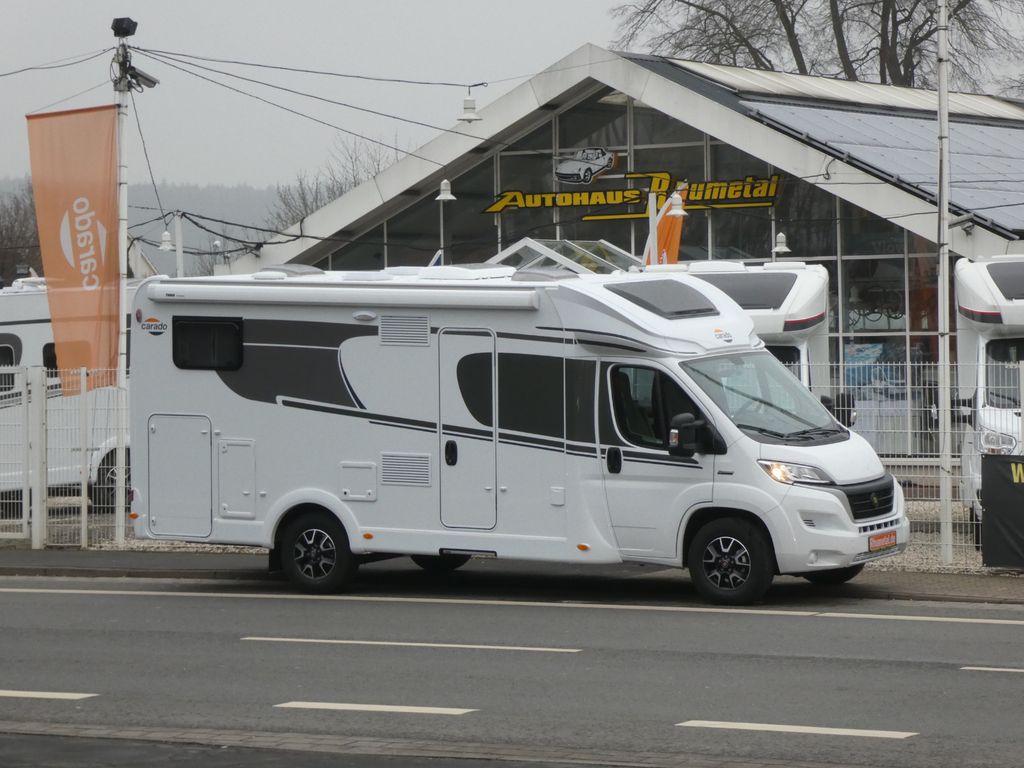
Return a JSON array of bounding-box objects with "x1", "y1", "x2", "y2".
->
[{"x1": 842, "y1": 475, "x2": 895, "y2": 520}]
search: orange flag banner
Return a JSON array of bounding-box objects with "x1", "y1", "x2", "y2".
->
[
  {"x1": 26, "y1": 105, "x2": 119, "y2": 392},
  {"x1": 643, "y1": 184, "x2": 687, "y2": 266}
]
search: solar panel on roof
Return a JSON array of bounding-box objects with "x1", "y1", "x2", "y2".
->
[{"x1": 606, "y1": 280, "x2": 719, "y2": 319}]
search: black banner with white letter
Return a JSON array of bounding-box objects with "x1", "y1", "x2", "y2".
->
[{"x1": 981, "y1": 455, "x2": 1024, "y2": 568}]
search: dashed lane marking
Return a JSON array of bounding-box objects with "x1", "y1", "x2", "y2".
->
[
  {"x1": 243, "y1": 636, "x2": 580, "y2": 653},
  {"x1": 274, "y1": 701, "x2": 476, "y2": 715},
  {"x1": 677, "y1": 720, "x2": 917, "y2": 739},
  {"x1": 0, "y1": 690, "x2": 97, "y2": 701}
]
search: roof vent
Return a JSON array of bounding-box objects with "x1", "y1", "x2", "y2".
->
[{"x1": 254, "y1": 264, "x2": 324, "y2": 280}]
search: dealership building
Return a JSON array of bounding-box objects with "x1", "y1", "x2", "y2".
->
[{"x1": 246, "y1": 44, "x2": 1024, "y2": 396}]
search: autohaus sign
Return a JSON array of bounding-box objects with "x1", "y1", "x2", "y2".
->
[{"x1": 483, "y1": 154, "x2": 781, "y2": 221}]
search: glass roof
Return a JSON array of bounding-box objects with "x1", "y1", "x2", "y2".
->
[{"x1": 489, "y1": 238, "x2": 641, "y2": 274}]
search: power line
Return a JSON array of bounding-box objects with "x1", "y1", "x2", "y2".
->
[
  {"x1": 132, "y1": 47, "x2": 488, "y2": 89},
  {"x1": 0, "y1": 48, "x2": 113, "y2": 78},
  {"x1": 28, "y1": 81, "x2": 110, "y2": 114},
  {"x1": 131, "y1": 50, "x2": 444, "y2": 167},
  {"x1": 136, "y1": 48, "x2": 501, "y2": 149},
  {"x1": 130, "y1": 91, "x2": 167, "y2": 221}
]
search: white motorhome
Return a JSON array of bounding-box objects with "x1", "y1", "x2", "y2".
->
[
  {"x1": 130, "y1": 264, "x2": 907, "y2": 604},
  {"x1": 955, "y1": 255, "x2": 1024, "y2": 537},
  {"x1": 0, "y1": 277, "x2": 135, "y2": 506}
]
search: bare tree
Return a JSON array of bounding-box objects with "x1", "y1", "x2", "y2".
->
[
  {"x1": 0, "y1": 179, "x2": 40, "y2": 287},
  {"x1": 267, "y1": 136, "x2": 400, "y2": 231},
  {"x1": 612, "y1": 0, "x2": 1024, "y2": 89}
]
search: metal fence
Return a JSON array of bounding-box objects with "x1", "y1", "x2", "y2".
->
[
  {"x1": 0, "y1": 366, "x2": 127, "y2": 548},
  {"x1": 1, "y1": 359, "x2": 1020, "y2": 572}
]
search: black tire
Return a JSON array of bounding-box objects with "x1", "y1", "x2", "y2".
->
[
  {"x1": 410, "y1": 554, "x2": 471, "y2": 574},
  {"x1": 687, "y1": 518, "x2": 774, "y2": 605},
  {"x1": 582, "y1": 168, "x2": 592, "y2": 183},
  {"x1": 280, "y1": 511, "x2": 357, "y2": 594},
  {"x1": 90, "y1": 450, "x2": 130, "y2": 512},
  {"x1": 802, "y1": 564, "x2": 864, "y2": 585}
]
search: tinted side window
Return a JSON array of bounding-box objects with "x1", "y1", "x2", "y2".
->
[
  {"x1": 173, "y1": 318, "x2": 243, "y2": 370},
  {"x1": 610, "y1": 365, "x2": 702, "y2": 449},
  {"x1": 0, "y1": 345, "x2": 14, "y2": 392},
  {"x1": 498, "y1": 353, "x2": 564, "y2": 439},
  {"x1": 457, "y1": 352, "x2": 494, "y2": 427},
  {"x1": 43, "y1": 343, "x2": 58, "y2": 376}
]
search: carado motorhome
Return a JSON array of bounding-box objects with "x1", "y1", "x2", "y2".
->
[
  {"x1": 130, "y1": 264, "x2": 907, "y2": 604},
  {"x1": 0, "y1": 277, "x2": 136, "y2": 503},
  {"x1": 955, "y1": 255, "x2": 1024, "y2": 536},
  {"x1": 653, "y1": 261, "x2": 829, "y2": 392}
]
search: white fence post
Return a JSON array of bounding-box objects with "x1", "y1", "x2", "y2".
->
[
  {"x1": 115, "y1": 383, "x2": 126, "y2": 546},
  {"x1": 79, "y1": 368, "x2": 89, "y2": 549},
  {"x1": 27, "y1": 367, "x2": 46, "y2": 550}
]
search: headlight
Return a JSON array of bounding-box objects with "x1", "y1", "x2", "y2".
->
[
  {"x1": 980, "y1": 428, "x2": 1017, "y2": 455},
  {"x1": 758, "y1": 460, "x2": 832, "y2": 485}
]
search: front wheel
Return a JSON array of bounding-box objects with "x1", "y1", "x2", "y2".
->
[
  {"x1": 802, "y1": 564, "x2": 864, "y2": 585},
  {"x1": 280, "y1": 512, "x2": 357, "y2": 593},
  {"x1": 90, "y1": 449, "x2": 131, "y2": 512},
  {"x1": 687, "y1": 518, "x2": 774, "y2": 605}
]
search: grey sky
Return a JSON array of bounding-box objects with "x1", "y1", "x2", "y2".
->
[{"x1": 1, "y1": 1, "x2": 622, "y2": 189}]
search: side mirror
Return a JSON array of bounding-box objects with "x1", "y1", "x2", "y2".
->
[
  {"x1": 822, "y1": 392, "x2": 857, "y2": 428},
  {"x1": 953, "y1": 397, "x2": 974, "y2": 425},
  {"x1": 668, "y1": 412, "x2": 705, "y2": 458}
]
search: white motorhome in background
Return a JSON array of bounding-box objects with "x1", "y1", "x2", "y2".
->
[
  {"x1": 0, "y1": 277, "x2": 137, "y2": 505},
  {"x1": 130, "y1": 264, "x2": 907, "y2": 604},
  {"x1": 954, "y1": 255, "x2": 1024, "y2": 538}
]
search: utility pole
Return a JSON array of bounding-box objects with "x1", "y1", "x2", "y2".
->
[
  {"x1": 110, "y1": 17, "x2": 158, "y2": 544},
  {"x1": 936, "y1": 0, "x2": 954, "y2": 564}
]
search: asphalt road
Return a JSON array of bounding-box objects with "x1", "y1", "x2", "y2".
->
[{"x1": 0, "y1": 559, "x2": 1022, "y2": 768}]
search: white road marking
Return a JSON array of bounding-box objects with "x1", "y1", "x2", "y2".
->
[
  {"x1": 819, "y1": 611, "x2": 1024, "y2": 627},
  {"x1": 275, "y1": 701, "x2": 475, "y2": 715},
  {"x1": 677, "y1": 720, "x2": 917, "y2": 739},
  {"x1": 0, "y1": 689, "x2": 97, "y2": 701},
  {"x1": 0, "y1": 587, "x2": 1023, "y2": 627},
  {"x1": 242, "y1": 636, "x2": 580, "y2": 653},
  {"x1": 961, "y1": 666, "x2": 1024, "y2": 673}
]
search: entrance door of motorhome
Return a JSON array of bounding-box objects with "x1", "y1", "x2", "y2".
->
[
  {"x1": 438, "y1": 329, "x2": 497, "y2": 529},
  {"x1": 601, "y1": 362, "x2": 715, "y2": 558}
]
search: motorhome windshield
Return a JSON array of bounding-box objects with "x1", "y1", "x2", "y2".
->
[
  {"x1": 985, "y1": 338, "x2": 1024, "y2": 407},
  {"x1": 680, "y1": 350, "x2": 843, "y2": 443}
]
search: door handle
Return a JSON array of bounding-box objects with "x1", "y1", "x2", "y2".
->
[
  {"x1": 607, "y1": 447, "x2": 622, "y2": 474},
  {"x1": 445, "y1": 440, "x2": 458, "y2": 466}
]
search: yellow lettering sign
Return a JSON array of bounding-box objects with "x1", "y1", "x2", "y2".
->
[{"x1": 1012, "y1": 462, "x2": 1024, "y2": 484}]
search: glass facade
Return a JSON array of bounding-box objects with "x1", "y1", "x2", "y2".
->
[{"x1": 319, "y1": 86, "x2": 958, "y2": 453}]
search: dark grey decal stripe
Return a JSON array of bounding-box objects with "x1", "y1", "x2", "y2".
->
[
  {"x1": 621, "y1": 451, "x2": 700, "y2": 468},
  {"x1": 499, "y1": 431, "x2": 564, "y2": 450},
  {"x1": 497, "y1": 331, "x2": 570, "y2": 344},
  {"x1": 442, "y1": 424, "x2": 493, "y2": 439},
  {"x1": 0, "y1": 318, "x2": 49, "y2": 327},
  {"x1": 281, "y1": 398, "x2": 436, "y2": 431}
]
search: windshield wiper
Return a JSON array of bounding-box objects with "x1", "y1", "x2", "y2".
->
[
  {"x1": 735, "y1": 423, "x2": 789, "y2": 438},
  {"x1": 786, "y1": 425, "x2": 845, "y2": 438}
]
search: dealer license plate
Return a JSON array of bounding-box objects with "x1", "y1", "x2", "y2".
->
[{"x1": 868, "y1": 531, "x2": 898, "y2": 553}]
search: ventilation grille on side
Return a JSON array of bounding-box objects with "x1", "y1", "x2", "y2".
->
[
  {"x1": 381, "y1": 453, "x2": 432, "y2": 486},
  {"x1": 379, "y1": 316, "x2": 430, "y2": 346}
]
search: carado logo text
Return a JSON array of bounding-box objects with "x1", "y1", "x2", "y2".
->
[
  {"x1": 141, "y1": 317, "x2": 167, "y2": 336},
  {"x1": 59, "y1": 197, "x2": 107, "y2": 290}
]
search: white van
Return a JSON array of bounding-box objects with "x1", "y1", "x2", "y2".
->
[
  {"x1": 955, "y1": 255, "x2": 1024, "y2": 541},
  {"x1": 0, "y1": 277, "x2": 135, "y2": 506},
  {"x1": 129, "y1": 264, "x2": 908, "y2": 604}
]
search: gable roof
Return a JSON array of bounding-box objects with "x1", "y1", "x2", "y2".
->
[{"x1": 257, "y1": 44, "x2": 1024, "y2": 269}]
